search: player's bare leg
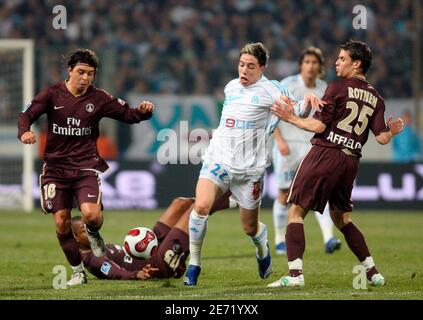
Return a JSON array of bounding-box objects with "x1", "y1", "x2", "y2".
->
[
  {"x1": 80, "y1": 202, "x2": 105, "y2": 258},
  {"x1": 240, "y1": 207, "x2": 272, "y2": 279},
  {"x1": 158, "y1": 197, "x2": 195, "y2": 228},
  {"x1": 273, "y1": 193, "x2": 340, "y2": 255},
  {"x1": 184, "y1": 178, "x2": 223, "y2": 286},
  {"x1": 330, "y1": 210, "x2": 385, "y2": 286},
  {"x1": 209, "y1": 190, "x2": 238, "y2": 214},
  {"x1": 315, "y1": 203, "x2": 341, "y2": 253},
  {"x1": 173, "y1": 209, "x2": 190, "y2": 234},
  {"x1": 272, "y1": 189, "x2": 289, "y2": 255},
  {"x1": 54, "y1": 209, "x2": 87, "y2": 286},
  {"x1": 268, "y1": 204, "x2": 308, "y2": 288}
]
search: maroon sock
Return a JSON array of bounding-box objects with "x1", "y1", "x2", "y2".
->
[
  {"x1": 285, "y1": 223, "x2": 305, "y2": 277},
  {"x1": 56, "y1": 230, "x2": 81, "y2": 267},
  {"x1": 340, "y1": 222, "x2": 370, "y2": 261},
  {"x1": 340, "y1": 222, "x2": 378, "y2": 279}
]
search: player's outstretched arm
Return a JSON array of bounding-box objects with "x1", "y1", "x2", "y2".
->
[
  {"x1": 20, "y1": 131, "x2": 37, "y2": 144},
  {"x1": 101, "y1": 96, "x2": 155, "y2": 123},
  {"x1": 376, "y1": 117, "x2": 404, "y2": 145},
  {"x1": 271, "y1": 100, "x2": 326, "y2": 133}
]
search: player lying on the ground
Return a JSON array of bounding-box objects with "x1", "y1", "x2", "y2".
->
[{"x1": 70, "y1": 194, "x2": 235, "y2": 280}]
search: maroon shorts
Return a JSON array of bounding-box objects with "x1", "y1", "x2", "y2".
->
[
  {"x1": 287, "y1": 145, "x2": 359, "y2": 214},
  {"x1": 39, "y1": 164, "x2": 102, "y2": 214}
]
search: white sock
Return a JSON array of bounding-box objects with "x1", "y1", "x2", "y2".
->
[
  {"x1": 273, "y1": 200, "x2": 288, "y2": 245},
  {"x1": 361, "y1": 256, "x2": 375, "y2": 271},
  {"x1": 188, "y1": 209, "x2": 208, "y2": 267},
  {"x1": 315, "y1": 203, "x2": 334, "y2": 244},
  {"x1": 71, "y1": 263, "x2": 84, "y2": 273},
  {"x1": 288, "y1": 258, "x2": 303, "y2": 271},
  {"x1": 251, "y1": 221, "x2": 268, "y2": 259}
]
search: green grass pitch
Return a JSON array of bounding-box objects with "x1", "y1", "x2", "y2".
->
[{"x1": 0, "y1": 209, "x2": 422, "y2": 300}]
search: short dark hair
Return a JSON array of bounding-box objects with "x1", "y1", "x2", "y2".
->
[
  {"x1": 339, "y1": 40, "x2": 372, "y2": 74},
  {"x1": 66, "y1": 48, "x2": 99, "y2": 71},
  {"x1": 71, "y1": 215, "x2": 83, "y2": 223},
  {"x1": 299, "y1": 46, "x2": 325, "y2": 77},
  {"x1": 239, "y1": 42, "x2": 269, "y2": 67}
]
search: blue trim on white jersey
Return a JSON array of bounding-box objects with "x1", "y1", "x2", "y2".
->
[
  {"x1": 270, "y1": 80, "x2": 297, "y2": 102},
  {"x1": 280, "y1": 75, "x2": 298, "y2": 87}
]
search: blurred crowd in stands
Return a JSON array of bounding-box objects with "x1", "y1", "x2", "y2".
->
[
  {"x1": 1, "y1": 0, "x2": 421, "y2": 161},
  {"x1": 0, "y1": 0, "x2": 419, "y2": 98}
]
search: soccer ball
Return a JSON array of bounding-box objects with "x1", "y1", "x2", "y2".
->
[{"x1": 123, "y1": 227, "x2": 158, "y2": 259}]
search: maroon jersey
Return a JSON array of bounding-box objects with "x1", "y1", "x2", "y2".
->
[
  {"x1": 82, "y1": 224, "x2": 189, "y2": 280},
  {"x1": 312, "y1": 77, "x2": 388, "y2": 158},
  {"x1": 103, "y1": 243, "x2": 148, "y2": 271},
  {"x1": 17, "y1": 82, "x2": 152, "y2": 171},
  {"x1": 82, "y1": 244, "x2": 139, "y2": 280}
]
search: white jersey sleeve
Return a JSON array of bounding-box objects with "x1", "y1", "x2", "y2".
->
[
  {"x1": 203, "y1": 76, "x2": 292, "y2": 175},
  {"x1": 277, "y1": 74, "x2": 327, "y2": 142}
]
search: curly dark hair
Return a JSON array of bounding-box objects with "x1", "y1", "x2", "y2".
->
[{"x1": 66, "y1": 48, "x2": 99, "y2": 72}]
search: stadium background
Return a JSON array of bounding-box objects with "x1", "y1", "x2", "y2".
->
[
  {"x1": 1, "y1": 0, "x2": 423, "y2": 303},
  {"x1": 0, "y1": 0, "x2": 422, "y2": 210}
]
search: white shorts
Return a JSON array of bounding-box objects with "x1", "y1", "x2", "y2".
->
[
  {"x1": 272, "y1": 141, "x2": 312, "y2": 189},
  {"x1": 199, "y1": 161, "x2": 263, "y2": 210}
]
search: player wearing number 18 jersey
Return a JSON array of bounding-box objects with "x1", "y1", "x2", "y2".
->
[
  {"x1": 17, "y1": 49, "x2": 155, "y2": 286},
  {"x1": 267, "y1": 40, "x2": 404, "y2": 288}
]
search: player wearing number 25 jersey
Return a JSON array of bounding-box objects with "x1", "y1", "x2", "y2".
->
[{"x1": 268, "y1": 40, "x2": 404, "y2": 288}]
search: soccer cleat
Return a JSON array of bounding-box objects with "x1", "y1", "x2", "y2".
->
[
  {"x1": 325, "y1": 237, "x2": 341, "y2": 254},
  {"x1": 267, "y1": 274, "x2": 305, "y2": 288},
  {"x1": 67, "y1": 271, "x2": 88, "y2": 286},
  {"x1": 85, "y1": 224, "x2": 105, "y2": 257},
  {"x1": 369, "y1": 273, "x2": 386, "y2": 287},
  {"x1": 183, "y1": 265, "x2": 201, "y2": 286},
  {"x1": 257, "y1": 242, "x2": 272, "y2": 279},
  {"x1": 275, "y1": 242, "x2": 286, "y2": 255}
]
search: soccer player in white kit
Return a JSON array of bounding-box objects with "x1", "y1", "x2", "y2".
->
[
  {"x1": 272, "y1": 47, "x2": 341, "y2": 255},
  {"x1": 184, "y1": 43, "x2": 325, "y2": 286}
]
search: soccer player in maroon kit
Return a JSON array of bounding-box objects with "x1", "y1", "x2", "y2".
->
[
  {"x1": 267, "y1": 40, "x2": 404, "y2": 288},
  {"x1": 17, "y1": 49, "x2": 155, "y2": 286}
]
